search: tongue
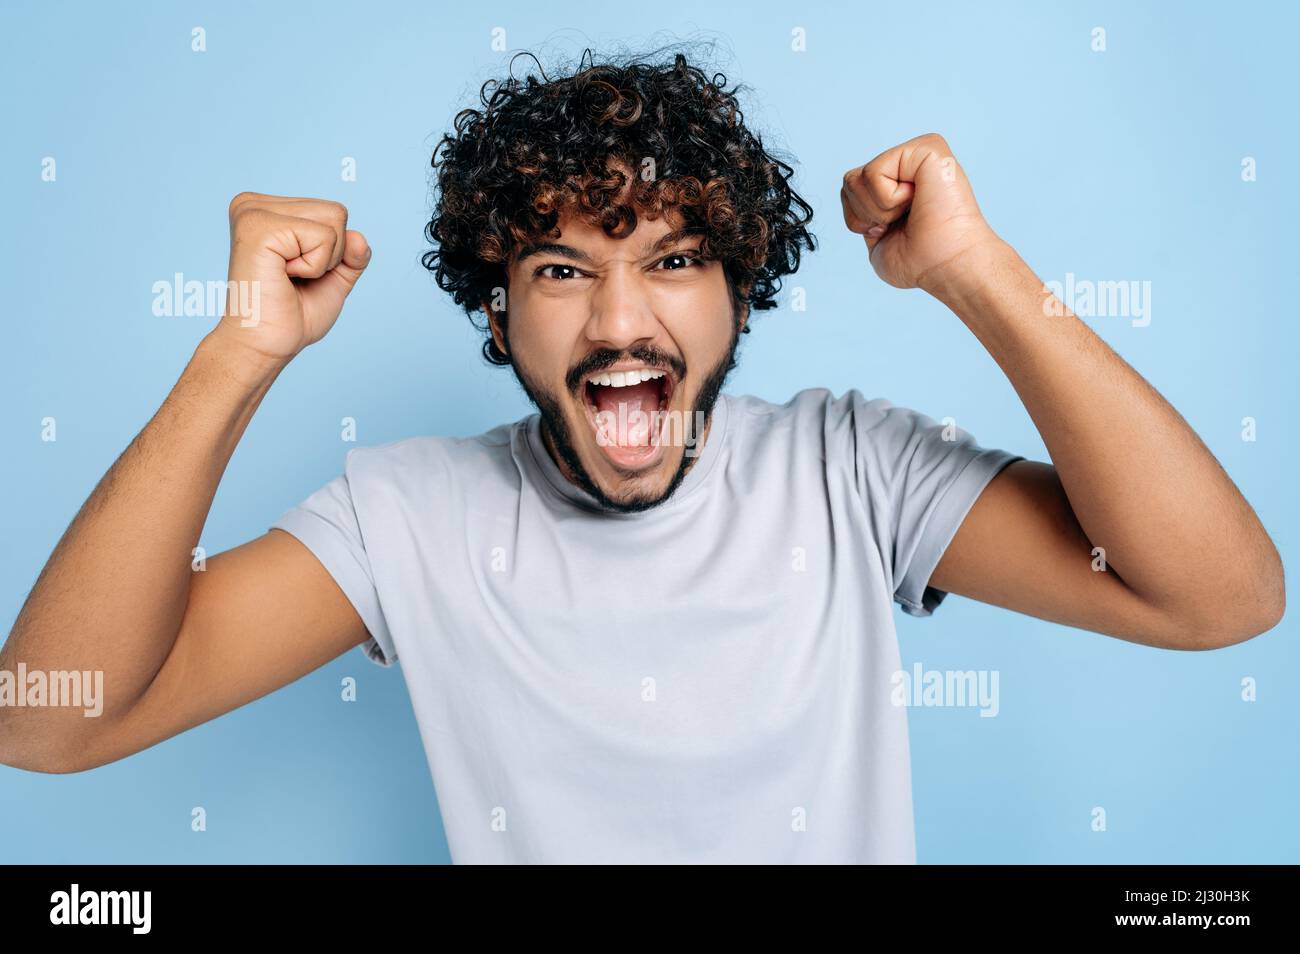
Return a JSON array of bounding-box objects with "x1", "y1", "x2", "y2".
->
[{"x1": 592, "y1": 380, "x2": 661, "y2": 446}]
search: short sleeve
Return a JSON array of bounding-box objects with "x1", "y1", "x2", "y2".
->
[
  {"x1": 269, "y1": 463, "x2": 398, "y2": 667},
  {"x1": 843, "y1": 390, "x2": 1022, "y2": 617}
]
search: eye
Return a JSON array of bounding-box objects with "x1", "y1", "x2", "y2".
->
[
  {"x1": 535, "y1": 263, "x2": 583, "y2": 281},
  {"x1": 656, "y1": 252, "x2": 703, "y2": 271}
]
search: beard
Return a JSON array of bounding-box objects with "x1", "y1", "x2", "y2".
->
[{"x1": 508, "y1": 330, "x2": 741, "y2": 514}]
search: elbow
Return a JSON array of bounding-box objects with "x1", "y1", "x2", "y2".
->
[
  {"x1": 1231, "y1": 548, "x2": 1287, "y2": 645},
  {"x1": 1, "y1": 744, "x2": 101, "y2": 775},
  {"x1": 0, "y1": 717, "x2": 100, "y2": 775},
  {"x1": 2, "y1": 753, "x2": 92, "y2": 775},
  {"x1": 0, "y1": 747, "x2": 82, "y2": 775},
  {"x1": 1180, "y1": 560, "x2": 1286, "y2": 651}
]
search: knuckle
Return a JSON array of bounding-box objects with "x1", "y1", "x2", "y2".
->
[
  {"x1": 228, "y1": 191, "x2": 256, "y2": 216},
  {"x1": 230, "y1": 206, "x2": 270, "y2": 238}
]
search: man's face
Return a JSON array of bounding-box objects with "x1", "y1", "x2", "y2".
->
[{"x1": 485, "y1": 197, "x2": 746, "y2": 512}]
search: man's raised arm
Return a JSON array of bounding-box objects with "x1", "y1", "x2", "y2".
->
[
  {"x1": 0, "y1": 193, "x2": 375, "y2": 773},
  {"x1": 842, "y1": 134, "x2": 1284, "y2": 649}
]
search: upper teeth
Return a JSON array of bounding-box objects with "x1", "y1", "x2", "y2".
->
[{"x1": 589, "y1": 369, "x2": 666, "y2": 387}]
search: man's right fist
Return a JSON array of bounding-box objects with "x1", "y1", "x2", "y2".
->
[{"x1": 212, "y1": 192, "x2": 371, "y2": 362}]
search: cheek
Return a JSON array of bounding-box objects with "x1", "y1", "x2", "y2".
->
[
  {"x1": 509, "y1": 310, "x2": 575, "y2": 375},
  {"x1": 669, "y1": 310, "x2": 734, "y2": 364},
  {"x1": 665, "y1": 276, "x2": 735, "y2": 346}
]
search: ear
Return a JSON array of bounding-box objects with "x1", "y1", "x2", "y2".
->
[
  {"x1": 482, "y1": 301, "x2": 507, "y2": 357},
  {"x1": 733, "y1": 282, "x2": 751, "y2": 333}
]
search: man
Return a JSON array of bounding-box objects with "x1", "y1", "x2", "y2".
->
[{"x1": 0, "y1": 52, "x2": 1283, "y2": 863}]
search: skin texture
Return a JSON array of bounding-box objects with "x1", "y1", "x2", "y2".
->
[{"x1": 0, "y1": 137, "x2": 1285, "y2": 775}]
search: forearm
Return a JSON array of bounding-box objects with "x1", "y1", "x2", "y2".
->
[
  {"x1": 923, "y1": 240, "x2": 1283, "y2": 628},
  {"x1": 0, "y1": 332, "x2": 286, "y2": 746}
]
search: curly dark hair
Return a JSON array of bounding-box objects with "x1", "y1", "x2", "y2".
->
[{"x1": 422, "y1": 45, "x2": 817, "y2": 366}]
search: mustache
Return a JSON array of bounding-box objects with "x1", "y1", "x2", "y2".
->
[{"x1": 565, "y1": 345, "x2": 686, "y2": 392}]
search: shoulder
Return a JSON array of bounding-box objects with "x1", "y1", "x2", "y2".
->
[
  {"x1": 722, "y1": 388, "x2": 969, "y2": 489},
  {"x1": 722, "y1": 387, "x2": 915, "y2": 442},
  {"x1": 339, "y1": 418, "x2": 524, "y2": 495}
]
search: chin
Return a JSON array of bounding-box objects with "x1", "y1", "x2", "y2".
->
[{"x1": 581, "y1": 443, "x2": 683, "y2": 505}]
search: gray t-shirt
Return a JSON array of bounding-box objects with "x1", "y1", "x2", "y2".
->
[{"x1": 270, "y1": 387, "x2": 1019, "y2": 863}]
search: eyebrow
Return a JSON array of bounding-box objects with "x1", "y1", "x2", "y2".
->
[{"x1": 514, "y1": 227, "x2": 704, "y2": 268}]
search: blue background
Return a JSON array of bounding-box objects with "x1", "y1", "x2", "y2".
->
[{"x1": 1, "y1": 0, "x2": 1295, "y2": 863}]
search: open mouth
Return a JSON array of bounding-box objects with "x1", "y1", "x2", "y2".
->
[{"x1": 579, "y1": 366, "x2": 676, "y2": 470}]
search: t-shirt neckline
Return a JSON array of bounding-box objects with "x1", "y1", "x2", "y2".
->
[{"x1": 523, "y1": 392, "x2": 731, "y2": 517}]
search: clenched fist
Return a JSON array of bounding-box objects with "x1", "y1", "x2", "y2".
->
[
  {"x1": 211, "y1": 193, "x2": 371, "y2": 362},
  {"x1": 841, "y1": 133, "x2": 1002, "y2": 292}
]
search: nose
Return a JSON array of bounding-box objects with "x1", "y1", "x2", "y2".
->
[{"x1": 584, "y1": 265, "x2": 660, "y2": 352}]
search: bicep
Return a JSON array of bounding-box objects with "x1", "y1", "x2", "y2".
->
[
  {"x1": 77, "y1": 529, "x2": 370, "y2": 770},
  {"x1": 928, "y1": 460, "x2": 1174, "y2": 645}
]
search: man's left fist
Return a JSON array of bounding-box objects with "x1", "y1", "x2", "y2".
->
[{"x1": 841, "y1": 133, "x2": 1002, "y2": 291}]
